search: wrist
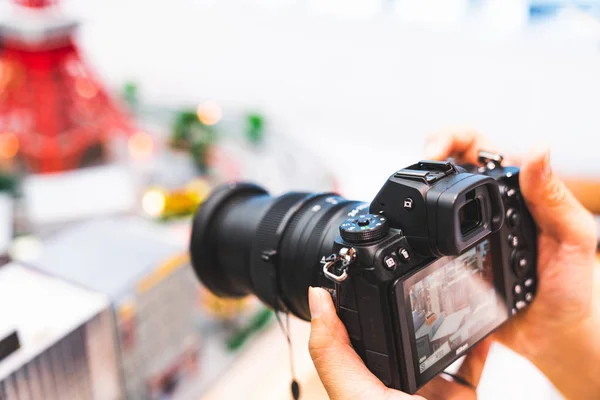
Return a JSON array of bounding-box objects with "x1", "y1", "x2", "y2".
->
[{"x1": 525, "y1": 276, "x2": 600, "y2": 399}]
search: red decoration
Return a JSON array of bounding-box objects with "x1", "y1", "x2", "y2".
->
[
  {"x1": 15, "y1": 0, "x2": 57, "y2": 8},
  {"x1": 0, "y1": 0, "x2": 134, "y2": 173}
]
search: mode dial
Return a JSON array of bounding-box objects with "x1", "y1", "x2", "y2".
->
[{"x1": 339, "y1": 214, "x2": 389, "y2": 243}]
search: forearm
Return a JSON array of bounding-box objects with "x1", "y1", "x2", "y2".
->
[{"x1": 529, "y1": 267, "x2": 600, "y2": 399}]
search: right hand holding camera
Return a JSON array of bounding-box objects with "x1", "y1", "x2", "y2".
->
[{"x1": 425, "y1": 130, "x2": 600, "y2": 399}]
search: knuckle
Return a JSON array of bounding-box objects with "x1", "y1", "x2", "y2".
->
[
  {"x1": 545, "y1": 179, "x2": 568, "y2": 206},
  {"x1": 308, "y1": 333, "x2": 330, "y2": 359}
]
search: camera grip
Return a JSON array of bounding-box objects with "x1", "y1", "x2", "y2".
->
[{"x1": 337, "y1": 278, "x2": 397, "y2": 387}]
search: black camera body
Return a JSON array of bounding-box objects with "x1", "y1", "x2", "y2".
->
[
  {"x1": 324, "y1": 157, "x2": 537, "y2": 393},
  {"x1": 189, "y1": 152, "x2": 538, "y2": 394}
]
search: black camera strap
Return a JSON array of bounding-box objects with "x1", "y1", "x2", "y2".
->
[{"x1": 274, "y1": 311, "x2": 300, "y2": 400}]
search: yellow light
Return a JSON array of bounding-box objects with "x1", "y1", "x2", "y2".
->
[
  {"x1": 0, "y1": 132, "x2": 19, "y2": 159},
  {"x1": 196, "y1": 100, "x2": 222, "y2": 126},
  {"x1": 186, "y1": 178, "x2": 212, "y2": 204},
  {"x1": 128, "y1": 131, "x2": 154, "y2": 161},
  {"x1": 118, "y1": 301, "x2": 136, "y2": 320},
  {"x1": 142, "y1": 189, "x2": 166, "y2": 217}
]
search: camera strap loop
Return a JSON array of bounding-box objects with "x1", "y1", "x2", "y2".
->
[
  {"x1": 274, "y1": 311, "x2": 301, "y2": 399},
  {"x1": 321, "y1": 247, "x2": 357, "y2": 283}
]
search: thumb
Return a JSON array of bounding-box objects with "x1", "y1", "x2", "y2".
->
[
  {"x1": 520, "y1": 147, "x2": 597, "y2": 249},
  {"x1": 308, "y1": 287, "x2": 415, "y2": 400},
  {"x1": 416, "y1": 338, "x2": 492, "y2": 399},
  {"x1": 455, "y1": 337, "x2": 492, "y2": 388}
]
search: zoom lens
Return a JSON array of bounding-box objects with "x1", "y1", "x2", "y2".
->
[{"x1": 190, "y1": 182, "x2": 363, "y2": 320}]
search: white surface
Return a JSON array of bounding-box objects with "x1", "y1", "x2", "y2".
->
[
  {"x1": 0, "y1": 7, "x2": 77, "y2": 45},
  {"x1": 202, "y1": 317, "x2": 324, "y2": 400},
  {"x1": 22, "y1": 165, "x2": 136, "y2": 227},
  {"x1": 479, "y1": 343, "x2": 564, "y2": 400},
  {"x1": 0, "y1": 194, "x2": 13, "y2": 255},
  {"x1": 27, "y1": 217, "x2": 184, "y2": 298},
  {"x1": 60, "y1": 0, "x2": 600, "y2": 203},
  {"x1": 0, "y1": 263, "x2": 109, "y2": 380}
]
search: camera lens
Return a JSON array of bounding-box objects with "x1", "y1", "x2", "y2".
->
[{"x1": 190, "y1": 182, "x2": 363, "y2": 321}]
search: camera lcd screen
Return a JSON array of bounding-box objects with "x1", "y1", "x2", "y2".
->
[{"x1": 402, "y1": 239, "x2": 507, "y2": 385}]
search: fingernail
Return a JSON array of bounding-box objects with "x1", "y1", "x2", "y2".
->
[
  {"x1": 308, "y1": 287, "x2": 322, "y2": 319},
  {"x1": 542, "y1": 148, "x2": 552, "y2": 177}
]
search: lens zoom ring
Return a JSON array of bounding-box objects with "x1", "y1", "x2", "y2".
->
[
  {"x1": 278, "y1": 194, "x2": 348, "y2": 316},
  {"x1": 250, "y1": 192, "x2": 310, "y2": 307}
]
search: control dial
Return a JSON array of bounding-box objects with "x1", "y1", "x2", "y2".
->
[{"x1": 339, "y1": 214, "x2": 389, "y2": 243}]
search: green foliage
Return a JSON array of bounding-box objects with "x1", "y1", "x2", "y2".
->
[
  {"x1": 0, "y1": 172, "x2": 18, "y2": 194},
  {"x1": 226, "y1": 308, "x2": 274, "y2": 351},
  {"x1": 122, "y1": 82, "x2": 139, "y2": 108},
  {"x1": 171, "y1": 110, "x2": 217, "y2": 171},
  {"x1": 246, "y1": 113, "x2": 265, "y2": 144}
]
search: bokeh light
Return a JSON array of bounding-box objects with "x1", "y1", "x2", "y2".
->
[
  {"x1": 75, "y1": 78, "x2": 99, "y2": 99},
  {"x1": 128, "y1": 131, "x2": 154, "y2": 161},
  {"x1": 0, "y1": 132, "x2": 19, "y2": 159},
  {"x1": 197, "y1": 100, "x2": 223, "y2": 126},
  {"x1": 9, "y1": 235, "x2": 42, "y2": 263},
  {"x1": 142, "y1": 188, "x2": 166, "y2": 217},
  {"x1": 186, "y1": 178, "x2": 212, "y2": 203}
]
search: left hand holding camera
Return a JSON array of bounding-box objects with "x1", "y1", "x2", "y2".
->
[{"x1": 308, "y1": 286, "x2": 491, "y2": 400}]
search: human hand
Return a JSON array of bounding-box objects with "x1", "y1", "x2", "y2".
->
[
  {"x1": 308, "y1": 286, "x2": 492, "y2": 400},
  {"x1": 425, "y1": 129, "x2": 600, "y2": 399}
]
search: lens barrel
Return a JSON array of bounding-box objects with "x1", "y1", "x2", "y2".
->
[{"x1": 190, "y1": 182, "x2": 362, "y2": 320}]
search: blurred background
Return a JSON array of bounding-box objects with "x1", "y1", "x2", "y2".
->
[{"x1": 0, "y1": 0, "x2": 599, "y2": 399}]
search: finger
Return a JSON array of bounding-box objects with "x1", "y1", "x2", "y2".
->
[
  {"x1": 424, "y1": 129, "x2": 497, "y2": 163},
  {"x1": 504, "y1": 154, "x2": 523, "y2": 167},
  {"x1": 456, "y1": 337, "x2": 492, "y2": 387},
  {"x1": 520, "y1": 146, "x2": 598, "y2": 250},
  {"x1": 417, "y1": 376, "x2": 475, "y2": 400},
  {"x1": 308, "y1": 287, "x2": 416, "y2": 400},
  {"x1": 417, "y1": 339, "x2": 492, "y2": 400}
]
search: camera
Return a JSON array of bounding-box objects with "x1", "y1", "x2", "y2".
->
[{"x1": 189, "y1": 152, "x2": 537, "y2": 394}]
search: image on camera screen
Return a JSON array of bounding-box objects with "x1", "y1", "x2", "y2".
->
[{"x1": 407, "y1": 240, "x2": 507, "y2": 375}]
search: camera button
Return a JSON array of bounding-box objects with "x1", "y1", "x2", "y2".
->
[
  {"x1": 516, "y1": 300, "x2": 527, "y2": 310},
  {"x1": 366, "y1": 350, "x2": 392, "y2": 386},
  {"x1": 511, "y1": 308, "x2": 518, "y2": 315},
  {"x1": 504, "y1": 187, "x2": 517, "y2": 199},
  {"x1": 383, "y1": 255, "x2": 398, "y2": 270},
  {"x1": 508, "y1": 234, "x2": 519, "y2": 248},
  {"x1": 524, "y1": 278, "x2": 534, "y2": 288},
  {"x1": 397, "y1": 247, "x2": 410, "y2": 262},
  {"x1": 514, "y1": 284, "x2": 522, "y2": 295},
  {"x1": 525, "y1": 292, "x2": 534, "y2": 302},
  {"x1": 512, "y1": 250, "x2": 530, "y2": 279},
  {"x1": 357, "y1": 216, "x2": 371, "y2": 226},
  {"x1": 506, "y1": 208, "x2": 521, "y2": 229}
]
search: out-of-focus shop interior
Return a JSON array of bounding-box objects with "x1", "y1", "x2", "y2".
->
[{"x1": 0, "y1": 0, "x2": 599, "y2": 399}]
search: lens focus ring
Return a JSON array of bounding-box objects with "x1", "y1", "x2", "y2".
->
[{"x1": 250, "y1": 192, "x2": 311, "y2": 308}]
